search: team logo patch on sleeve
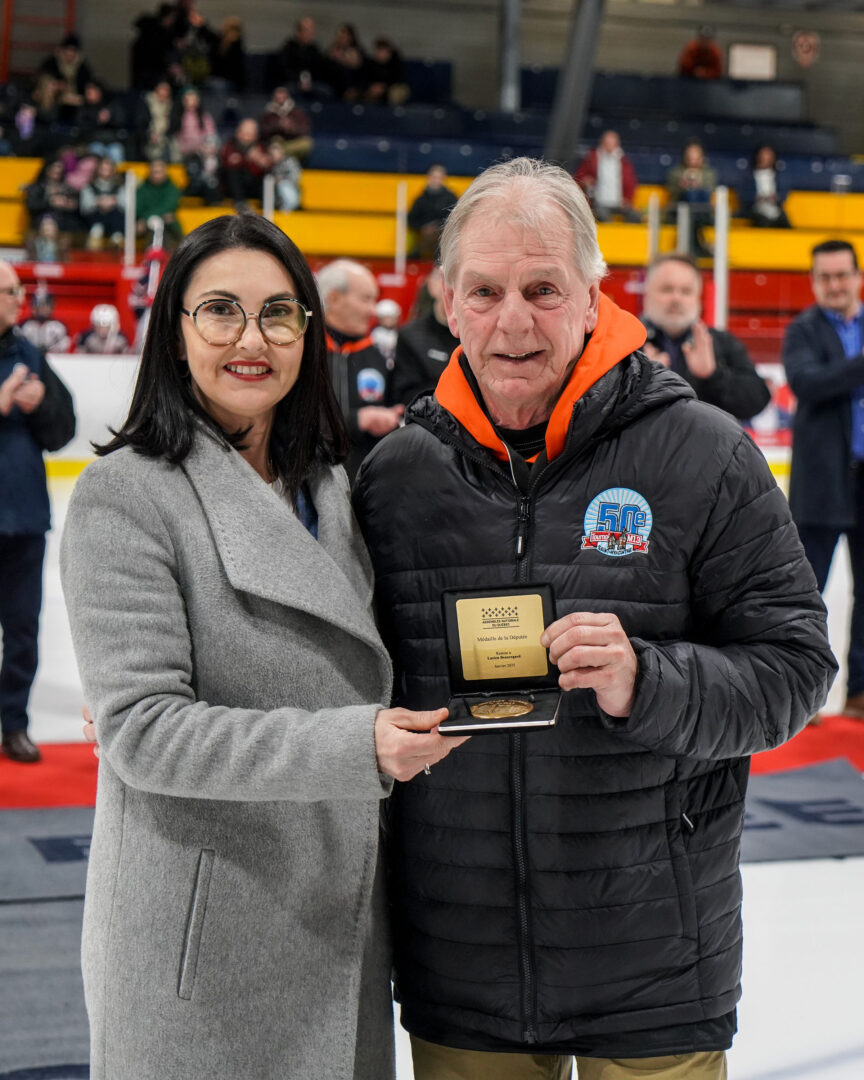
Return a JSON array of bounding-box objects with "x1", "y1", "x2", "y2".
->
[{"x1": 582, "y1": 487, "x2": 652, "y2": 557}]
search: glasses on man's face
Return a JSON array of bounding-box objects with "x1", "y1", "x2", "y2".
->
[
  {"x1": 0, "y1": 286, "x2": 24, "y2": 299},
  {"x1": 813, "y1": 270, "x2": 858, "y2": 284},
  {"x1": 181, "y1": 297, "x2": 313, "y2": 346}
]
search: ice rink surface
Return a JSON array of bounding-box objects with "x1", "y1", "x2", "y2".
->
[{"x1": 25, "y1": 476, "x2": 864, "y2": 1080}]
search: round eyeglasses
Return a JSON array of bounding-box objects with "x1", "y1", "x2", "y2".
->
[{"x1": 181, "y1": 297, "x2": 313, "y2": 346}]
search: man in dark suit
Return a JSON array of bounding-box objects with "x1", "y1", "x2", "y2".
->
[
  {"x1": 783, "y1": 239, "x2": 864, "y2": 719},
  {"x1": 0, "y1": 259, "x2": 76, "y2": 762}
]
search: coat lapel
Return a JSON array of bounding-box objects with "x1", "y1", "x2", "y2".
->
[{"x1": 182, "y1": 430, "x2": 385, "y2": 657}]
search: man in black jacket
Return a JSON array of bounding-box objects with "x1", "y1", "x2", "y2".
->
[
  {"x1": 783, "y1": 238, "x2": 864, "y2": 720},
  {"x1": 408, "y1": 164, "x2": 459, "y2": 259},
  {"x1": 0, "y1": 260, "x2": 76, "y2": 763},
  {"x1": 354, "y1": 159, "x2": 835, "y2": 1079},
  {"x1": 392, "y1": 266, "x2": 459, "y2": 406},
  {"x1": 641, "y1": 253, "x2": 770, "y2": 420},
  {"x1": 317, "y1": 258, "x2": 403, "y2": 481}
]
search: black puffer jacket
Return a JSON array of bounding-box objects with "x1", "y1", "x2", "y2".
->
[{"x1": 353, "y1": 301, "x2": 835, "y2": 1057}]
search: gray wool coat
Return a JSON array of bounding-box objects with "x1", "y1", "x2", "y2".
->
[{"x1": 59, "y1": 429, "x2": 396, "y2": 1080}]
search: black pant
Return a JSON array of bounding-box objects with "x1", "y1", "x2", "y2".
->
[
  {"x1": 0, "y1": 533, "x2": 46, "y2": 734},
  {"x1": 798, "y1": 521, "x2": 864, "y2": 698}
]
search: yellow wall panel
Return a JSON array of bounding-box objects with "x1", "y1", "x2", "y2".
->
[{"x1": 786, "y1": 191, "x2": 864, "y2": 231}]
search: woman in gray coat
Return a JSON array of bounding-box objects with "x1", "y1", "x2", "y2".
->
[{"x1": 60, "y1": 214, "x2": 464, "y2": 1080}]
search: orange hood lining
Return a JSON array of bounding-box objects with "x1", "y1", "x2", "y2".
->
[{"x1": 433, "y1": 293, "x2": 647, "y2": 463}]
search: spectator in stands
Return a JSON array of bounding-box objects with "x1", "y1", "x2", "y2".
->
[
  {"x1": 392, "y1": 265, "x2": 459, "y2": 406},
  {"x1": 76, "y1": 81, "x2": 127, "y2": 163},
  {"x1": 11, "y1": 102, "x2": 45, "y2": 156},
  {"x1": 182, "y1": 132, "x2": 223, "y2": 205},
  {"x1": 258, "y1": 86, "x2": 313, "y2": 161},
  {"x1": 209, "y1": 16, "x2": 246, "y2": 91},
  {"x1": 276, "y1": 16, "x2": 327, "y2": 96},
  {"x1": 266, "y1": 141, "x2": 302, "y2": 212},
  {"x1": 75, "y1": 303, "x2": 131, "y2": 354},
  {"x1": 364, "y1": 37, "x2": 410, "y2": 106},
  {"x1": 574, "y1": 130, "x2": 640, "y2": 223},
  {"x1": 24, "y1": 158, "x2": 83, "y2": 241},
  {"x1": 131, "y1": 3, "x2": 177, "y2": 90},
  {"x1": 26, "y1": 216, "x2": 66, "y2": 262},
  {"x1": 172, "y1": 0, "x2": 219, "y2": 87},
  {"x1": 169, "y1": 86, "x2": 217, "y2": 161},
  {"x1": 80, "y1": 157, "x2": 127, "y2": 249},
  {"x1": 641, "y1": 253, "x2": 770, "y2": 420},
  {"x1": 221, "y1": 118, "x2": 271, "y2": 210},
  {"x1": 317, "y1": 259, "x2": 403, "y2": 480},
  {"x1": 408, "y1": 164, "x2": 459, "y2": 259},
  {"x1": 0, "y1": 259, "x2": 76, "y2": 764},
  {"x1": 371, "y1": 298, "x2": 401, "y2": 365},
  {"x1": 136, "y1": 159, "x2": 182, "y2": 245},
  {"x1": 783, "y1": 239, "x2": 864, "y2": 722},
  {"x1": 326, "y1": 23, "x2": 366, "y2": 101},
  {"x1": 678, "y1": 25, "x2": 724, "y2": 79},
  {"x1": 36, "y1": 33, "x2": 95, "y2": 123},
  {"x1": 20, "y1": 289, "x2": 71, "y2": 354},
  {"x1": 744, "y1": 144, "x2": 791, "y2": 229},
  {"x1": 666, "y1": 139, "x2": 717, "y2": 258},
  {"x1": 137, "y1": 79, "x2": 174, "y2": 161}
]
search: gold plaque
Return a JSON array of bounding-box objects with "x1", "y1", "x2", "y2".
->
[
  {"x1": 470, "y1": 698, "x2": 535, "y2": 719},
  {"x1": 456, "y1": 593, "x2": 548, "y2": 682}
]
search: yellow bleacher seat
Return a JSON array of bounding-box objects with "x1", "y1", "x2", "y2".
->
[
  {"x1": 0, "y1": 158, "x2": 43, "y2": 199},
  {"x1": 785, "y1": 191, "x2": 864, "y2": 231}
]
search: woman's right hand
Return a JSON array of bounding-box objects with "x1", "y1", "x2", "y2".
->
[
  {"x1": 82, "y1": 704, "x2": 99, "y2": 758},
  {"x1": 374, "y1": 707, "x2": 468, "y2": 782}
]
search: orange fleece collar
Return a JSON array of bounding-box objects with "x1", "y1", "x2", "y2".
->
[
  {"x1": 433, "y1": 293, "x2": 647, "y2": 463},
  {"x1": 326, "y1": 332, "x2": 375, "y2": 355}
]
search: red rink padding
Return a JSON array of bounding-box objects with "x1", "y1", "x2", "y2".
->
[
  {"x1": 0, "y1": 720, "x2": 860, "y2": 809},
  {"x1": 0, "y1": 742, "x2": 98, "y2": 809},
  {"x1": 751, "y1": 715, "x2": 864, "y2": 775}
]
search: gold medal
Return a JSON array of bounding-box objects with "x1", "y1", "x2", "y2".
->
[{"x1": 469, "y1": 698, "x2": 534, "y2": 719}]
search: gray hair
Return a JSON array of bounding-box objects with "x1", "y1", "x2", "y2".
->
[
  {"x1": 439, "y1": 157, "x2": 607, "y2": 286},
  {"x1": 315, "y1": 258, "x2": 366, "y2": 312}
]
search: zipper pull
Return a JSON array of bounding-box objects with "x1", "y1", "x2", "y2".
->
[
  {"x1": 682, "y1": 812, "x2": 695, "y2": 833},
  {"x1": 516, "y1": 497, "x2": 529, "y2": 558}
]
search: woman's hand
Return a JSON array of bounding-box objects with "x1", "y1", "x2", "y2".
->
[
  {"x1": 82, "y1": 704, "x2": 99, "y2": 757},
  {"x1": 374, "y1": 707, "x2": 468, "y2": 781}
]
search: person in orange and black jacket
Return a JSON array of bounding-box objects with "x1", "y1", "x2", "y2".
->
[
  {"x1": 353, "y1": 158, "x2": 835, "y2": 1080},
  {"x1": 316, "y1": 259, "x2": 403, "y2": 482}
]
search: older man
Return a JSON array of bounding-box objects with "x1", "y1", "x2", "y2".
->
[
  {"x1": 354, "y1": 159, "x2": 835, "y2": 1079},
  {"x1": 0, "y1": 260, "x2": 75, "y2": 762},
  {"x1": 317, "y1": 258, "x2": 403, "y2": 481},
  {"x1": 784, "y1": 239, "x2": 864, "y2": 720},
  {"x1": 641, "y1": 253, "x2": 770, "y2": 420}
]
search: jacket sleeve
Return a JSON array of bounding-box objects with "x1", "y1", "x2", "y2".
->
[
  {"x1": 783, "y1": 312, "x2": 864, "y2": 404},
  {"x1": 692, "y1": 330, "x2": 771, "y2": 419},
  {"x1": 599, "y1": 431, "x2": 837, "y2": 760},
  {"x1": 60, "y1": 463, "x2": 391, "y2": 804},
  {"x1": 26, "y1": 355, "x2": 76, "y2": 451}
]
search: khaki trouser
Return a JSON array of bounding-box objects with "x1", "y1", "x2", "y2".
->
[{"x1": 410, "y1": 1035, "x2": 728, "y2": 1080}]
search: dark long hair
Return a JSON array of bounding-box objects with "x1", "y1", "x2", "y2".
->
[{"x1": 96, "y1": 213, "x2": 349, "y2": 503}]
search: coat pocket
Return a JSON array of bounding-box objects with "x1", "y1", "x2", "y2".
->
[{"x1": 178, "y1": 848, "x2": 214, "y2": 1000}]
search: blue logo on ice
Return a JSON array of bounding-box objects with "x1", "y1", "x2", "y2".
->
[{"x1": 582, "y1": 487, "x2": 652, "y2": 557}]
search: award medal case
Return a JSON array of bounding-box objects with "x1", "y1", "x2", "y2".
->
[{"x1": 439, "y1": 583, "x2": 562, "y2": 735}]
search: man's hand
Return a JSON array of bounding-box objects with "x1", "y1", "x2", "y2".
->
[
  {"x1": 82, "y1": 705, "x2": 99, "y2": 758},
  {"x1": 642, "y1": 341, "x2": 670, "y2": 368},
  {"x1": 357, "y1": 404, "x2": 404, "y2": 436},
  {"x1": 541, "y1": 612, "x2": 638, "y2": 718},
  {"x1": 0, "y1": 363, "x2": 30, "y2": 415},
  {"x1": 13, "y1": 374, "x2": 45, "y2": 413},
  {"x1": 682, "y1": 320, "x2": 717, "y2": 379}
]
